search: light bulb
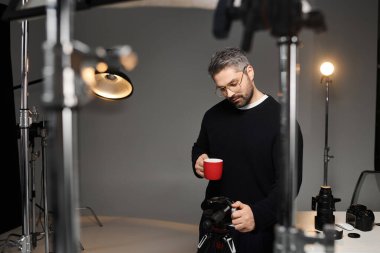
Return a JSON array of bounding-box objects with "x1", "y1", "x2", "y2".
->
[{"x1": 320, "y1": 62, "x2": 335, "y2": 76}]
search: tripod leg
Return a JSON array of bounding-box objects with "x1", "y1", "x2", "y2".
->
[
  {"x1": 197, "y1": 234, "x2": 213, "y2": 253},
  {"x1": 223, "y1": 235, "x2": 236, "y2": 253},
  {"x1": 79, "y1": 241, "x2": 84, "y2": 251},
  {"x1": 198, "y1": 234, "x2": 208, "y2": 249},
  {"x1": 77, "y1": 206, "x2": 102, "y2": 251},
  {"x1": 78, "y1": 206, "x2": 103, "y2": 227}
]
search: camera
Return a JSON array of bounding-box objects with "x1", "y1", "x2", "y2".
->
[
  {"x1": 213, "y1": 0, "x2": 326, "y2": 51},
  {"x1": 201, "y1": 196, "x2": 234, "y2": 231},
  {"x1": 346, "y1": 204, "x2": 375, "y2": 232}
]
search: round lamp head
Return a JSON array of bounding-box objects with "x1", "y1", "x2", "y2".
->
[
  {"x1": 92, "y1": 70, "x2": 133, "y2": 100},
  {"x1": 320, "y1": 62, "x2": 335, "y2": 77}
]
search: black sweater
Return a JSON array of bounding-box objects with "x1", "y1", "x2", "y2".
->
[{"x1": 192, "y1": 95, "x2": 303, "y2": 231}]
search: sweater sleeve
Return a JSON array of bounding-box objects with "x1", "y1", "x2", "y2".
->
[
  {"x1": 191, "y1": 115, "x2": 210, "y2": 178},
  {"x1": 250, "y1": 122, "x2": 303, "y2": 231}
]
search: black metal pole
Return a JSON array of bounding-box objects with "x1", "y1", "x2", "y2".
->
[
  {"x1": 324, "y1": 80, "x2": 329, "y2": 150},
  {"x1": 323, "y1": 78, "x2": 331, "y2": 186}
]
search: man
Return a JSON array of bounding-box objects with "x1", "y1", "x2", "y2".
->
[{"x1": 192, "y1": 47, "x2": 303, "y2": 253}]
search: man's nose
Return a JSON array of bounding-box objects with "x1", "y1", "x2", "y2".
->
[{"x1": 226, "y1": 89, "x2": 235, "y2": 97}]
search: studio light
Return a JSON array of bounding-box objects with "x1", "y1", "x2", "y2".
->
[
  {"x1": 92, "y1": 70, "x2": 134, "y2": 100},
  {"x1": 320, "y1": 61, "x2": 335, "y2": 77},
  {"x1": 80, "y1": 65, "x2": 134, "y2": 100},
  {"x1": 75, "y1": 44, "x2": 137, "y2": 101}
]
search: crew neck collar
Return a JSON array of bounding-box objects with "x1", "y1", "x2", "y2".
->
[{"x1": 238, "y1": 94, "x2": 268, "y2": 110}]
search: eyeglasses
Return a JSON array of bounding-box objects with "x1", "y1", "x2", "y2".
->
[{"x1": 215, "y1": 65, "x2": 247, "y2": 98}]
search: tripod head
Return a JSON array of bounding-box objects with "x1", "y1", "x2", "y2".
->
[
  {"x1": 201, "y1": 196, "x2": 235, "y2": 232},
  {"x1": 198, "y1": 196, "x2": 236, "y2": 253}
]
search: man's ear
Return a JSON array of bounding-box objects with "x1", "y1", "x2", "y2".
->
[{"x1": 247, "y1": 65, "x2": 254, "y2": 81}]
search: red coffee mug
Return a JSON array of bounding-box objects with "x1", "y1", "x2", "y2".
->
[{"x1": 204, "y1": 158, "x2": 223, "y2": 180}]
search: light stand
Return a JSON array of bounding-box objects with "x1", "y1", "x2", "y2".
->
[
  {"x1": 274, "y1": 36, "x2": 335, "y2": 253},
  {"x1": 10, "y1": 1, "x2": 52, "y2": 252},
  {"x1": 11, "y1": 2, "x2": 50, "y2": 252},
  {"x1": 311, "y1": 62, "x2": 341, "y2": 231},
  {"x1": 16, "y1": 12, "x2": 50, "y2": 253},
  {"x1": 211, "y1": 0, "x2": 337, "y2": 252},
  {"x1": 42, "y1": 1, "x2": 137, "y2": 253},
  {"x1": 42, "y1": 0, "x2": 81, "y2": 252},
  {"x1": 4, "y1": 1, "x2": 134, "y2": 252},
  {"x1": 18, "y1": 0, "x2": 32, "y2": 251},
  {"x1": 322, "y1": 66, "x2": 334, "y2": 186}
]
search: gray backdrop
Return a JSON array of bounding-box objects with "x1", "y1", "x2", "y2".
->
[{"x1": 8, "y1": 0, "x2": 380, "y2": 225}]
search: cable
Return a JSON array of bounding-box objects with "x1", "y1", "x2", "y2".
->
[{"x1": 13, "y1": 78, "x2": 43, "y2": 90}]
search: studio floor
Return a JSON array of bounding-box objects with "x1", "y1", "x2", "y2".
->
[
  {"x1": 0, "y1": 215, "x2": 200, "y2": 253},
  {"x1": 2, "y1": 212, "x2": 380, "y2": 253}
]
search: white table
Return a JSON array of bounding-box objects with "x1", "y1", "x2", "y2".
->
[{"x1": 296, "y1": 211, "x2": 380, "y2": 253}]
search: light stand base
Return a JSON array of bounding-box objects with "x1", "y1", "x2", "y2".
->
[{"x1": 274, "y1": 224, "x2": 335, "y2": 253}]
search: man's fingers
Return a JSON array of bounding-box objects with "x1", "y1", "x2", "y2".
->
[
  {"x1": 231, "y1": 216, "x2": 244, "y2": 225},
  {"x1": 231, "y1": 209, "x2": 242, "y2": 219},
  {"x1": 232, "y1": 218, "x2": 249, "y2": 232},
  {"x1": 200, "y1": 153, "x2": 209, "y2": 159},
  {"x1": 230, "y1": 201, "x2": 255, "y2": 232},
  {"x1": 231, "y1": 201, "x2": 243, "y2": 208},
  {"x1": 195, "y1": 164, "x2": 204, "y2": 177},
  {"x1": 195, "y1": 154, "x2": 209, "y2": 178},
  {"x1": 195, "y1": 162, "x2": 204, "y2": 172}
]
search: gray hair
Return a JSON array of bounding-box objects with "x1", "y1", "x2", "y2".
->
[{"x1": 208, "y1": 47, "x2": 250, "y2": 77}]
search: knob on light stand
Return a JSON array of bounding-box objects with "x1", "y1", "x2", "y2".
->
[{"x1": 311, "y1": 62, "x2": 341, "y2": 231}]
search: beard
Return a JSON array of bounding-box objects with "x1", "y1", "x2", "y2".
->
[{"x1": 228, "y1": 86, "x2": 254, "y2": 108}]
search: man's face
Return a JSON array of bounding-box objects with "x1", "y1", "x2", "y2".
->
[{"x1": 213, "y1": 66, "x2": 254, "y2": 108}]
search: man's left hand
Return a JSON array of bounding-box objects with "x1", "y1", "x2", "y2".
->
[{"x1": 231, "y1": 201, "x2": 255, "y2": 232}]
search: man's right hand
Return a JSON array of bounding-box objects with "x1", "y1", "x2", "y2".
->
[{"x1": 195, "y1": 153, "x2": 209, "y2": 178}]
